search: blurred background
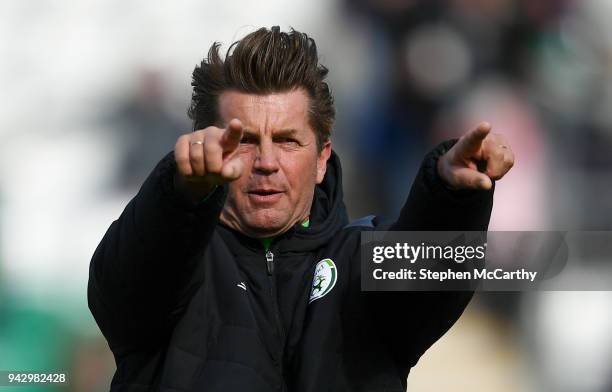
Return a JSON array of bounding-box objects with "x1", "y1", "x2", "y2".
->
[{"x1": 1, "y1": 0, "x2": 611, "y2": 390}]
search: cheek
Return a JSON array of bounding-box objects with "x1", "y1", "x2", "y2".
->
[{"x1": 282, "y1": 153, "x2": 318, "y2": 195}]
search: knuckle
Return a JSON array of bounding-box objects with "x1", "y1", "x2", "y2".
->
[
  {"x1": 175, "y1": 135, "x2": 188, "y2": 150},
  {"x1": 191, "y1": 130, "x2": 206, "y2": 141},
  {"x1": 205, "y1": 126, "x2": 223, "y2": 137},
  {"x1": 177, "y1": 134, "x2": 189, "y2": 144}
]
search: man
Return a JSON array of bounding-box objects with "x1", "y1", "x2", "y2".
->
[{"x1": 88, "y1": 27, "x2": 513, "y2": 391}]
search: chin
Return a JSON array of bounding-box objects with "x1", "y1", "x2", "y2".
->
[{"x1": 245, "y1": 213, "x2": 288, "y2": 236}]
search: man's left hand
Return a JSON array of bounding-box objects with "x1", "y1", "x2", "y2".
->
[{"x1": 437, "y1": 122, "x2": 514, "y2": 190}]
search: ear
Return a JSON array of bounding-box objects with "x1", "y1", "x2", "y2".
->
[{"x1": 315, "y1": 140, "x2": 332, "y2": 184}]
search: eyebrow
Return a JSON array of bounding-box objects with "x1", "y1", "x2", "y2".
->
[
  {"x1": 241, "y1": 128, "x2": 300, "y2": 137},
  {"x1": 274, "y1": 129, "x2": 299, "y2": 137}
]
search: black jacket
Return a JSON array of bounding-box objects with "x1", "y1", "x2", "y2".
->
[{"x1": 88, "y1": 140, "x2": 494, "y2": 391}]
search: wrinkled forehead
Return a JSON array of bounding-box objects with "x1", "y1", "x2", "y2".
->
[{"x1": 218, "y1": 89, "x2": 312, "y2": 135}]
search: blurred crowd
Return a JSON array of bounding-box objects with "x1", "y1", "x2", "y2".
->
[{"x1": 1, "y1": 0, "x2": 612, "y2": 391}]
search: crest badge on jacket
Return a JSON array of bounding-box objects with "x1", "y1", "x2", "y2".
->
[{"x1": 309, "y1": 258, "x2": 338, "y2": 303}]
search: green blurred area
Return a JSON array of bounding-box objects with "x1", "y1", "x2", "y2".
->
[{"x1": 0, "y1": 288, "x2": 114, "y2": 392}]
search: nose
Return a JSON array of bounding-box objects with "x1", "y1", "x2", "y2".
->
[{"x1": 253, "y1": 140, "x2": 279, "y2": 174}]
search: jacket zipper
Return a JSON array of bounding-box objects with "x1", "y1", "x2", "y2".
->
[
  {"x1": 266, "y1": 250, "x2": 275, "y2": 275},
  {"x1": 265, "y1": 249, "x2": 287, "y2": 391}
]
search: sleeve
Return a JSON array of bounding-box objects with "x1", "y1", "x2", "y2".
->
[
  {"x1": 389, "y1": 138, "x2": 494, "y2": 231},
  {"x1": 368, "y1": 139, "x2": 494, "y2": 376},
  {"x1": 87, "y1": 151, "x2": 227, "y2": 355}
]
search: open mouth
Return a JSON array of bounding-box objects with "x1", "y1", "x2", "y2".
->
[
  {"x1": 247, "y1": 189, "x2": 284, "y2": 204},
  {"x1": 250, "y1": 190, "x2": 281, "y2": 196}
]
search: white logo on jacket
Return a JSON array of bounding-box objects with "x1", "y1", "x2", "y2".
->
[{"x1": 309, "y1": 258, "x2": 337, "y2": 303}]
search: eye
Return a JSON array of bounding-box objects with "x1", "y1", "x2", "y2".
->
[{"x1": 275, "y1": 137, "x2": 299, "y2": 145}]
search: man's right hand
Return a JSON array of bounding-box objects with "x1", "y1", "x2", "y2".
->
[{"x1": 174, "y1": 118, "x2": 244, "y2": 200}]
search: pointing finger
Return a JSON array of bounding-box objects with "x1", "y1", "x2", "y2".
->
[
  {"x1": 455, "y1": 122, "x2": 491, "y2": 156},
  {"x1": 221, "y1": 118, "x2": 244, "y2": 153}
]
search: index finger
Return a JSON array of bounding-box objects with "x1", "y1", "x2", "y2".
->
[
  {"x1": 456, "y1": 122, "x2": 491, "y2": 155},
  {"x1": 220, "y1": 118, "x2": 243, "y2": 153}
]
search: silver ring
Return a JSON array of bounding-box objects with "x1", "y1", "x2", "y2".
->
[{"x1": 190, "y1": 140, "x2": 203, "y2": 146}]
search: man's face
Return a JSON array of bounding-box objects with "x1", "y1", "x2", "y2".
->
[{"x1": 218, "y1": 88, "x2": 332, "y2": 238}]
